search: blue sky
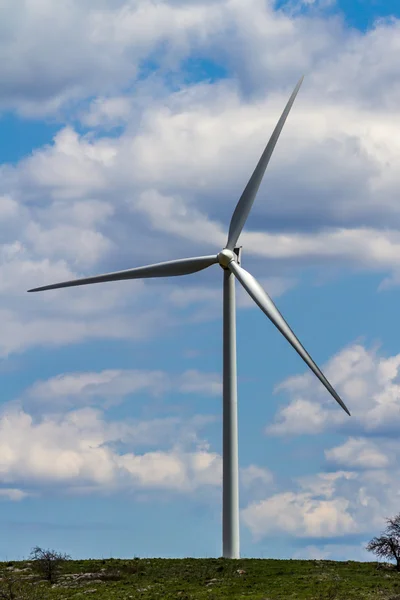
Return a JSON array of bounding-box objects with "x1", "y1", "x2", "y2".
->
[{"x1": 1, "y1": 0, "x2": 400, "y2": 563}]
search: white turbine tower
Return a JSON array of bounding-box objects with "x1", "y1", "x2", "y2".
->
[{"x1": 28, "y1": 76, "x2": 351, "y2": 559}]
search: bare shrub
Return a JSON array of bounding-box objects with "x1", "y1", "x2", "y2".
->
[{"x1": 29, "y1": 546, "x2": 71, "y2": 584}]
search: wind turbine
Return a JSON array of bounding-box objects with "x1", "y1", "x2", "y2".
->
[{"x1": 28, "y1": 76, "x2": 351, "y2": 559}]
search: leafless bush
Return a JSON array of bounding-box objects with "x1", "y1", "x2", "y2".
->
[{"x1": 29, "y1": 546, "x2": 71, "y2": 584}]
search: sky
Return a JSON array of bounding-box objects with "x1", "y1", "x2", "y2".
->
[{"x1": 1, "y1": 0, "x2": 400, "y2": 563}]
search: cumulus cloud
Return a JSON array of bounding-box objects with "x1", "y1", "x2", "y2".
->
[
  {"x1": 17, "y1": 127, "x2": 118, "y2": 198},
  {"x1": 0, "y1": 404, "x2": 223, "y2": 495},
  {"x1": 325, "y1": 438, "x2": 392, "y2": 470},
  {"x1": 241, "y1": 467, "x2": 400, "y2": 541},
  {"x1": 268, "y1": 343, "x2": 400, "y2": 436},
  {"x1": 242, "y1": 482, "x2": 359, "y2": 539},
  {"x1": 0, "y1": 363, "x2": 281, "y2": 503},
  {"x1": 0, "y1": 0, "x2": 225, "y2": 117},
  {"x1": 0, "y1": 374, "x2": 276, "y2": 501},
  {"x1": 240, "y1": 342, "x2": 400, "y2": 543},
  {"x1": 80, "y1": 96, "x2": 133, "y2": 129},
  {"x1": 3, "y1": 0, "x2": 400, "y2": 358},
  {"x1": 117, "y1": 447, "x2": 222, "y2": 491},
  {"x1": 3, "y1": 0, "x2": 400, "y2": 560},
  {"x1": 7, "y1": 77, "x2": 400, "y2": 287}
]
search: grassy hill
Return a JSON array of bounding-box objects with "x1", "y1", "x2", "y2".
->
[{"x1": 1, "y1": 557, "x2": 400, "y2": 599}]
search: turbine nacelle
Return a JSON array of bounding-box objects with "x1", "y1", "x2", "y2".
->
[
  {"x1": 218, "y1": 247, "x2": 242, "y2": 269},
  {"x1": 218, "y1": 248, "x2": 236, "y2": 269}
]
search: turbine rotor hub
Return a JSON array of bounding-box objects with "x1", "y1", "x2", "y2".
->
[{"x1": 218, "y1": 248, "x2": 236, "y2": 269}]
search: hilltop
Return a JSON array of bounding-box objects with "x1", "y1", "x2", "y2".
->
[{"x1": 1, "y1": 557, "x2": 399, "y2": 599}]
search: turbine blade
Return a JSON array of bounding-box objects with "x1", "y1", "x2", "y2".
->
[
  {"x1": 28, "y1": 255, "x2": 218, "y2": 292},
  {"x1": 226, "y1": 76, "x2": 304, "y2": 250},
  {"x1": 228, "y1": 261, "x2": 350, "y2": 416}
]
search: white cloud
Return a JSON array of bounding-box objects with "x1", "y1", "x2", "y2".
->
[
  {"x1": 0, "y1": 195, "x2": 18, "y2": 218},
  {"x1": 2, "y1": 0, "x2": 400, "y2": 569},
  {"x1": 19, "y1": 127, "x2": 118, "y2": 198},
  {"x1": 0, "y1": 404, "x2": 222, "y2": 495},
  {"x1": 118, "y1": 448, "x2": 222, "y2": 491},
  {"x1": 3, "y1": 0, "x2": 400, "y2": 554},
  {"x1": 0, "y1": 488, "x2": 32, "y2": 501},
  {"x1": 9, "y1": 80, "x2": 400, "y2": 285},
  {"x1": 325, "y1": 438, "x2": 391, "y2": 470},
  {"x1": 27, "y1": 370, "x2": 168, "y2": 402},
  {"x1": 243, "y1": 228, "x2": 400, "y2": 273},
  {"x1": 3, "y1": 3, "x2": 400, "y2": 364},
  {"x1": 0, "y1": 0, "x2": 225, "y2": 117},
  {"x1": 241, "y1": 342, "x2": 400, "y2": 543},
  {"x1": 81, "y1": 96, "x2": 133, "y2": 128},
  {"x1": 241, "y1": 456, "x2": 400, "y2": 542},
  {"x1": 268, "y1": 343, "x2": 400, "y2": 436},
  {"x1": 240, "y1": 464, "x2": 274, "y2": 486},
  {"x1": 21, "y1": 367, "x2": 222, "y2": 412},
  {"x1": 25, "y1": 222, "x2": 112, "y2": 268},
  {"x1": 242, "y1": 489, "x2": 358, "y2": 539},
  {"x1": 134, "y1": 189, "x2": 224, "y2": 247},
  {"x1": 0, "y1": 367, "x2": 282, "y2": 501},
  {"x1": 241, "y1": 466, "x2": 397, "y2": 541}
]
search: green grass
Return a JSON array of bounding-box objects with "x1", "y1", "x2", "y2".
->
[{"x1": 1, "y1": 557, "x2": 400, "y2": 599}]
